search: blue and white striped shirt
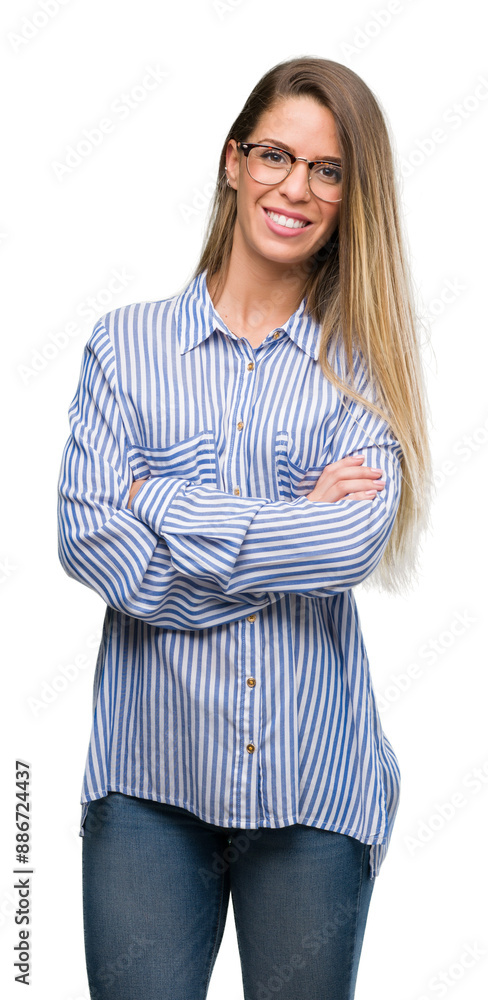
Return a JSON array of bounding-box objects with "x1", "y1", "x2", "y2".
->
[{"x1": 57, "y1": 269, "x2": 403, "y2": 880}]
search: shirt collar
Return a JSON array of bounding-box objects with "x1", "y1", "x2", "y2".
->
[{"x1": 175, "y1": 269, "x2": 320, "y2": 360}]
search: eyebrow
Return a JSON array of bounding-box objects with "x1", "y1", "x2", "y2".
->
[{"x1": 257, "y1": 137, "x2": 342, "y2": 165}]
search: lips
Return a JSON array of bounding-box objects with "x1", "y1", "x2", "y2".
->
[
  {"x1": 263, "y1": 206, "x2": 312, "y2": 223},
  {"x1": 260, "y1": 205, "x2": 315, "y2": 238},
  {"x1": 263, "y1": 208, "x2": 312, "y2": 233}
]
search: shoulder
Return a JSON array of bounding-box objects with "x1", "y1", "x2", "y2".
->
[
  {"x1": 76, "y1": 292, "x2": 183, "y2": 393},
  {"x1": 80, "y1": 289, "x2": 187, "y2": 383},
  {"x1": 93, "y1": 290, "x2": 182, "y2": 350}
]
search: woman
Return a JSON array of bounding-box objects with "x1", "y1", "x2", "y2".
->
[{"x1": 58, "y1": 56, "x2": 432, "y2": 1000}]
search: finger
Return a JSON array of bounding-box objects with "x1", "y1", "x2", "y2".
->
[
  {"x1": 341, "y1": 475, "x2": 385, "y2": 488},
  {"x1": 329, "y1": 478, "x2": 386, "y2": 497},
  {"x1": 336, "y1": 467, "x2": 384, "y2": 481},
  {"x1": 345, "y1": 489, "x2": 381, "y2": 501},
  {"x1": 316, "y1": 465, "x2": 384, "y2": 487},
  {"x1": 308, "y1": 473, "x2": 386, "y2": 502}
]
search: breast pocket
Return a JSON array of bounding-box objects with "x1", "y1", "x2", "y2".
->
[
  {"x1": 127, "y1": 431, "x2": 218, "y2": 486},
  {"x1": 274, "y1": 431, "x2": 326, "y2": 501}
]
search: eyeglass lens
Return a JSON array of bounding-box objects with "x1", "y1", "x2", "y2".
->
[{"x1": 247, "y1": 146, "x2": 342, "y2": 201}]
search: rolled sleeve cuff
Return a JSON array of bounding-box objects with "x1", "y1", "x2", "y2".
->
[{"x1": 130, "y1": 476, "x2": 188, "y2": 535}]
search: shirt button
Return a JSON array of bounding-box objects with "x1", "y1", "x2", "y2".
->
[
  {"x1": 247, "y1": 677, "x2": 256, "y2": 688},
  {"x1": 246, "y1": 742, "x2": 256, "y2": 754},
  {"x1": 233, "y1": 487, "x2": 240, "y2": 496},
  {"x1": 247, "y1": 361, "x2": 254, "y2": 371},
  {"x1": 246, "y1": 615, "x2": 256, "y2": 623},
  {"x1": 272, "y1": 331, "x2": 280, "y2": 339},
  {"x1": 237, "y1": 421, "x2": 244, "y2": 431}
]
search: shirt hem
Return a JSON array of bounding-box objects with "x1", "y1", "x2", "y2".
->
[{"x1": 79, "y1": 786, "x2": 389, "y2": 877}]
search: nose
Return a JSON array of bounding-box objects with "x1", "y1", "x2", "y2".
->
[{"x1": 276, "y1": 159, "x2": 311, "y2": 201}]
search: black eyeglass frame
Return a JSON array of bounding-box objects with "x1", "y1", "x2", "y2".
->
[{"x1": 234, "y1": 140, "x2": 343, "y2": 203}]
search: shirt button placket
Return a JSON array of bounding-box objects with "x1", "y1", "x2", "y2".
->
[
  {"x1": 243, "y1": 613, "x2": 258, "y2": 757},
  {"x1": 229, "y1": 344, "x2": 255, "y2": 504},
  {"x1": 229, "y1": 346, "x2": 260, "y2": 774}
]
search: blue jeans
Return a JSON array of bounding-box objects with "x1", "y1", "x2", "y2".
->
[{"x1": 82, "y1": 792, "x2": 375, "y2": 1000}]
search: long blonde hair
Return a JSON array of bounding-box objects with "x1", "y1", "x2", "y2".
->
[{"x1": 192, "y1": 56, "x2": 433, "y2": 594}]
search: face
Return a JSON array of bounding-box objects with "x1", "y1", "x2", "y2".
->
[{"x1": 226, "y1": 96, "x2": 341, "y2": 270}]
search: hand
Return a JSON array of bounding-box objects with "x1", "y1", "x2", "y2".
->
[
  {"x1": 305, "y1": 455, "x2": 385, "y2": 503},
  {"x1": 127, "y1": 477, "x2": 149, "y2": 510}
]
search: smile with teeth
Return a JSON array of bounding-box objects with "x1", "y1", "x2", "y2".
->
[{"x1": 265, "y1": 209, "x2": 310, "y2": 229}]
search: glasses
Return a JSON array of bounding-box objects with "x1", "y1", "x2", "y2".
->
[{"x1": 235, "y1": 141, "x2": 343, "y2": 203}]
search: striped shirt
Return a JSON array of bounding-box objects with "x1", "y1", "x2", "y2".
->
[{"x1": 57, "y1": 268, "x2": 403, "y2": 880}]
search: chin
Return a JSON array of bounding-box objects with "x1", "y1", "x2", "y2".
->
[{"x1": 257, "y1": 242, "x2": 315, "y2": 266}]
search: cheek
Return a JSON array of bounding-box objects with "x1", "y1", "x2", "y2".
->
[
  {"x1": 235, "y1": 187, "x2": 260, "y2": 231},
  {"x1": 306, "y1": 212, "x2": 339, "y2": 257},
  {"x1": 319, "y1": 204, "x2": 340, "y2": 229},
  {"x1": 308, "y1": 210, "x2": 339, "y2": 250}
]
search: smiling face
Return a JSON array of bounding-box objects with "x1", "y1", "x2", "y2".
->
[{"x1": 225, "y1": 96, "x2": 342, "y2": 271}]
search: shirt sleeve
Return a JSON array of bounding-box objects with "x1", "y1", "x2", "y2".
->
[
  {"x1": 57, "y1": 321, "x2": 283, "y2": 629},
  {"x1": 131, "y1": 362, "x2": 403, "y2": 598}
]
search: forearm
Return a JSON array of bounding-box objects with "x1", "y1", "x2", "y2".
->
[
  {"x1": 58, "y1": 488, "x2": 281, "y2": 628},
  {"x1": 131, "y1": 444, "x2": 402, "y2": 597}
]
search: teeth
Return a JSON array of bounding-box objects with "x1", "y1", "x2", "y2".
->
[{"x1": 265, "y1": 210, "x2": 308, "y2": 229}]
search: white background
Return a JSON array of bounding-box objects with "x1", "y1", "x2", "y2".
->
[{"x1": 1, "y1": 1, "x2": 487, "y2": 998}]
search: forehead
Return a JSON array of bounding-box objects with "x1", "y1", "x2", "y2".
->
[{"x1": 253, "y1": 96, "x2": 340, "y2": 157}]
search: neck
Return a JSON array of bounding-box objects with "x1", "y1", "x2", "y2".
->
[{"x1": 207, "y1": 223, "x2": 309, "y2": 331}]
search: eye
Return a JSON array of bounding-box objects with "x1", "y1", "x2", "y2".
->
[
  {"x1": 315, "y1": 162, "x2": 342, "y2": 183},
  {"x1": 257, "y1": 146, "x2": 289, "y2": 165}
]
